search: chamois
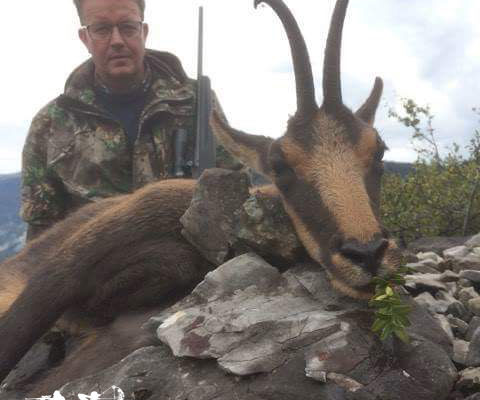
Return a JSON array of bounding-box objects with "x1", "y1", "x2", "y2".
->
[{"x1": 0, "y1": 0, "x2": 402, "y2": 395}]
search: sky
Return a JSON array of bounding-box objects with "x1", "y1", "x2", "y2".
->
[{"x1": 0, "y1": 0, "x2": 479, "y2": 174}]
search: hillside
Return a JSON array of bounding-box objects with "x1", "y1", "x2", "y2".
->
[{"x1": 384, "y1": 160, "x2": 413, "y2": 177}]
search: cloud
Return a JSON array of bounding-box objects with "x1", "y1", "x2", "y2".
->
[{"x1": 0, "y1": 0, "x2": 479, "y2": 173}]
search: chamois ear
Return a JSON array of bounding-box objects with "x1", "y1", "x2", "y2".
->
[
  {"x1": 210, "y1": 110, "x2": 274, "y2": 178},
  {"x1": 355, "y1": 77, "x2": 383, "y2": 125}
]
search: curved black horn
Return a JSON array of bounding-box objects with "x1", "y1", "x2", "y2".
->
[
  {"x1": 254, "y1": 0, "x2": 318, "y2": 118},
  {"x1": 355, "y1": 77, "x2": 383, "y2": 125},
  {"x1": 323, "y1": 0, "x2": 349, "y2": 112}
]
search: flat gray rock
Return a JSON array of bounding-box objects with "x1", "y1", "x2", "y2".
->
[
  {"x1": 157, "y1": 254, "x2": 345, "y2": 375},
  {"x1": 460, "y1": 270, "x2": 480, "y2": 283},
  {"x1": 154, "y1": 254, "x2": 456, "y2": 400}
]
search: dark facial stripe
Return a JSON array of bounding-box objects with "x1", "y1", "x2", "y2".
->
[{"x1": 276, "y1": 176, "x2": 339, "y2": 261}]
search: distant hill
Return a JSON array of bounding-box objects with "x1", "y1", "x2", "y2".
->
[
  {"x1": 0, "y1": 173, "x2": 26, "y2": 262},
  {"x1": 384, "y1": 161, "x2": 413, "y2": 177}
]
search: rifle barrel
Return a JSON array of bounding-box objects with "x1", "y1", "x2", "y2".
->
[{"x1": 197, "y1": 6, "x2": 203, "y2": 79}]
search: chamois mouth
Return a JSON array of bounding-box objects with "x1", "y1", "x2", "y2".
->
[{"x1": 326, "y1": 237, "x2": 402, "y2": 297}]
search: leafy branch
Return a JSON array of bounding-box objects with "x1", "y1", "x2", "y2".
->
[{"x1": 369, "y1": 267, "x2": 411, "y2": 343}]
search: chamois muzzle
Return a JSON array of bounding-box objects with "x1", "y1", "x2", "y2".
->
[{"x1": 338, "y1": 237, "x2": 389, "y2": 274}]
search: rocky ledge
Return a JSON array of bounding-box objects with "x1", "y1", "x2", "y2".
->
[{"x1": 3, "y1": 169, "x2": 480, "y2": 399}]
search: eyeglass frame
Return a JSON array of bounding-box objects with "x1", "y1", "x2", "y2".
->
[{"x1": 81, "y1": 21, "x2": 145, "y2": 42}]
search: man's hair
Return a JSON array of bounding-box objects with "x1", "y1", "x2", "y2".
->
[{"x1": 73, "y1": 0, "x2": 146, "y2": 24}]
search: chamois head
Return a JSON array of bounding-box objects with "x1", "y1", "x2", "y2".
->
[{"x1": 211, "y1": 0, "x2": 402, "y2": 299}]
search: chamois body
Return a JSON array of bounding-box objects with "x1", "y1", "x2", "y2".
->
[
  {"x1": 0, "y1": 180, "x2": 212, "y2": 395},
  {"x1": 0, "y1": 0, "x2": 403, "y2": 395}
]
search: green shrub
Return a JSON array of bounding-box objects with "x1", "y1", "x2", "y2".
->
[{"x1": 380, "y1": 100, "x2": 480, "y2": 244}]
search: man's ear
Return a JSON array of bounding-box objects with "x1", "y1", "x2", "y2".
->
[
  {"x1": 78, "y1": 28, "x2": 91, "y2": 54},
  {"x1": 142, "y1": 23, "x2": 149, "y2": 41}
]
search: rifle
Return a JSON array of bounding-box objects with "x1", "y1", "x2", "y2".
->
[{"x1": 192, "y1": 6, "x2": 216, "y2": 178}]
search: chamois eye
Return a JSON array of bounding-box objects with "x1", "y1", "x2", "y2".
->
[
  {"x1": 374, "y1": 147, "x2": 385, "y2": 162},
  {"x1": 271, "y1": 159, "x2": 291, "y2": 176}
]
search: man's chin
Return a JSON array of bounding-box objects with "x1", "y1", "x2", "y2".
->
[
  {"x1": 107, "y1": 67, "x2": 136, "y2": 79},
  {"x1": 103, "y1": 67, "x2": 141, "y2": 88}
]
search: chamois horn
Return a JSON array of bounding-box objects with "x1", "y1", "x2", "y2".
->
[
  {"x1": 323, "y1": 0, "x2": 348, "y2": 112},
  {"x1": 254, "y1": 0, "x2": 318, "y2": 119}
]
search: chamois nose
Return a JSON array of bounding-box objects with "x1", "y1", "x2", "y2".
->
[{"x1": 338, "y1": 238, "x2": 389, "y2": 272}]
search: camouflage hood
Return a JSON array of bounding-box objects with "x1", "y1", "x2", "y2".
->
[{"x1": 60, "y1": 49, "x2": 194, "y2": 118}]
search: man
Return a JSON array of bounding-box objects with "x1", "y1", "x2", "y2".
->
[{"x1": 21, "y1": 0, "x2": 236, "y2": 240}]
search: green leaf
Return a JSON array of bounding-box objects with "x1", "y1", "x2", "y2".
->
[{"x1": 394, "y1": 328, "x2": 410, "y2": 344}]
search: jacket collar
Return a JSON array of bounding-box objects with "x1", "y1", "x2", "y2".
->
[{"x1": 62, "y1": 49, "x2": 191, "y2": 109}]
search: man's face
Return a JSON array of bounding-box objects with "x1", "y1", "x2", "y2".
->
[{"x1": 78, "y1": 0, "x2": 149, "y2": 89}]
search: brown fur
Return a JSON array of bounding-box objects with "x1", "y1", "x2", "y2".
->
[
  {"x1": 0, "y1": 0, "x2": 403, "y2": 394},
  {"x1": 0, "y1": 180, "x2": 211, "y2": 395}
]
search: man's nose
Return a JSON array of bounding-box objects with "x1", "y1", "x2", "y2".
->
[{"x1": 110, "y1": 26, "x2": 126, "y2": 46}]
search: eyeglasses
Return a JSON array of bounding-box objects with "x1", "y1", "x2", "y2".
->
[{"x1": 83, "y1": 21, "x2": 144, "y2": 42}]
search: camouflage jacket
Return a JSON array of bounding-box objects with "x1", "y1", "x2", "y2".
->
[{"x1": 21, "y1": 49, "x2": 237, "y2": 235}]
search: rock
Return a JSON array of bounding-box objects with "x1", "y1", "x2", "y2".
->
[
  {"x1": 436, "y1": 291, "x2": 470, "y2": 321},
  {"x1": 406, "y1": 262, "x2": 440, "y2": 274},
  {"x1": 465, "y1": 394, "x2": 480, "y2": 400},
  {"x1": 449, "y1": 303, "x2": 472, "y2": 322},
  {"x1": 447, "y1": 315, "x2": 469, "y2": 338},
  {"x1": 452, "y1": 339, "x2": 469, "y2": 365},
  {"x1": 403, "y1": 251, "x2": 419, "y2": 263},
  {"x1": 460, "y1": 270, "x2": 480, "y2": 283},
  {"x1": 348, "y1": 339, "x2": 456, "y2": 400},
  {"x1": 408, "y1": 236, "x2": 471, "y2": 255},
  {"x1": 467, "y1": 317, "x2": 480, "y2": 341},
  {"x1": 155, "y1": 255, "x2": 455, "y2": 400},
  {"x1": 455, "y1": 367, "x2": 480, "y2": 395},
  {"x1": 459, "y1": 278, "x2": 474, "y2": 288},
  {"x1": 417, "y1": 251, "x2": 445, "y2": 264},
  {"x1": 405, "y1": 271, "x2": 459, "y2": 294},
  {"x1": 414, "y1": 292, "x2": 449, "y2": 314},
  {"x1": 181, "y1": 169, "x2": 305, "y2": 267},
  {"x1": 180, "y1": 169, "x2": 251, "y2": 265},
  {"x1": 469, "y1": 298, "x2": 480, "y2": 317},
  {"x1": 451, "y1": 254, "x2": 480, "y2": 273},
  {"x1": 325, "y1": 372, "x2": 364, "y2": 392},
  {"x1": 55, "y1": 345, "x2": 343, "y2": 400},
  {"x1": 157, "y1": 254, "x2": 348, "y2": 375},
  {"x1": 466, "y1": 328, "x2": 480, "y2": 367},
  {"x1": 405, "y1": 276, "x2": 447, "y2": 292},
  {"x1": 466, "y1": 234, "x2": 480, "y2": 249},
  {"x1": 434, "y1": 314, "x2": 454, "y2": 342},
  {"x1": 445, "y1": 281, "x2": 459, "y2": 296},
  {"x1": 232, "y1": 188, "x2": 304, "y2": 263},
  {"x1": 459, "y1": 287, "x2": 480, "y2": 306},
  {"x1": 444, "y1": 246, "x2": 470, "y2": 261}
]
